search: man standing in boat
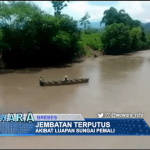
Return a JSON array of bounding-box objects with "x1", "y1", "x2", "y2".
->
[
  {"x1": 64, "y1": 76, "x2": 69, "y2": 82},
  {"x1": 39, "y1": 77, "x2": 45, "y2": 86}
]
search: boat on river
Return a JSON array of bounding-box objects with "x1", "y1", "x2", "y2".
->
[{"x1": 40, "y1": 78, "x2": 89, "y2": 86}]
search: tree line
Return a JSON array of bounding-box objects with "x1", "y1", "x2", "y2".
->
[
  {"x1": 0, "y1": 2, "x2": 150, "y2": 68},
  {"x1": 0, "y1": 1, "x2": 81, "y2": 68},
  {"x1": 100, "y1": 7, "x2": 150, "y2": 55}
]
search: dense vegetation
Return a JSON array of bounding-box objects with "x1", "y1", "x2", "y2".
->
[
  {"x1": 0, "y1": 1, "x2": 81, "y2": 68},
  {"x1": 101, "y1": 23, "x2": 132, "y2": 55},
  {"x1": 79, "y1": 7, "x2": 150, "y2": 56},
  {"x1": 80, "y1": 29, "x2": 103, "y2": 50},
  {"x1": 0, "y1": 2, "x2": 150, "y2": 69},
  {"x1": 100, "y1": 7, "x2": 150, "y2": 54}
]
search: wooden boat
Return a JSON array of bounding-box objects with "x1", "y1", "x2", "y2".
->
[{"x1": 40, "y1": 78, "x2": 89, "y2": 86}]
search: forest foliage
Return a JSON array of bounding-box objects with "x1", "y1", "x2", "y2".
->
[{"x1": 0, "y1": 2, "x2": 150, "y2": 68}]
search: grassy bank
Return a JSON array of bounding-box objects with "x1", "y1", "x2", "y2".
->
[{"x1": 79, "y1": 30, "x2": 104, "y2": 57}]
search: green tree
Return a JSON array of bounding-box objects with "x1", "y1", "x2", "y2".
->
[
  {"x1": 100, "y1": 7, "x2": 133, "y2": 26},
  {"x1": 0, "y1": 1, "x2": 81, "y2": 68},
  {"x1": 51, "y1": 1, "x2": 69, "y2": 16},
  {"x1": 129, "y1": 27, "x2": 142, "y2": 51},
  {"x1": 100, "y1": 7, "x2": 142, "y2": 29},
  {"x1": 79, "y1": 12, "x2": 91, "y2": 30},
  {"x1": 101, "y1": 7, "x2": 147, "y2": 46},
  {"x1": 0, "y1": 1, "x2": 45, "y2": 29},
  {"x1": 100, "y1": 7, "x2": 118, "y2": 26},
  {"x1": 101, "y1": 23, "x2": 132, "y2": 55}
]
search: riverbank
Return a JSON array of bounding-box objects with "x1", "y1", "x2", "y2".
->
[
  {"x1": 0, "y1": 48, "x2": 149, "y2": 74},
  {"x1": 0, "y1": 45, "x2": 103, "y2": 73},
  {"x1": 82, "y1": 45, "x2": 103, "y2": 58}
]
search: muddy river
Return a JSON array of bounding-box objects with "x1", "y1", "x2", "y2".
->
[{"x1": 0, "y1": 50, "x2": 150, "y2": 148}]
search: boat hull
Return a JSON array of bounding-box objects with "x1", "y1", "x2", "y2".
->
[{"x1": 40, "y1": 78, "x2": 89, "y2": 86}]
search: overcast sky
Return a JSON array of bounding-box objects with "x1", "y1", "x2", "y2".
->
[{"x1": 33, "y1": 1, "x2": 150, "y2": 23}]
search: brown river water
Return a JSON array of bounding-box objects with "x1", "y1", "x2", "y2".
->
[{"x1": 0, "y1": 50, "x2": 150, "y2": 148}]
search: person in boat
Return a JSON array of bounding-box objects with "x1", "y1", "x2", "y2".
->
[
  {"x1": 64, "y1": 76, "x2": 69, "y2": 82},
  {"x1": 39, "y1": 77, "x2": 44, "y2": 85}
]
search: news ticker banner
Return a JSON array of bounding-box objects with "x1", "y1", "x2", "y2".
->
[{"x1": 0, "y1": 113, "x2": 150, "y2": 136}]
